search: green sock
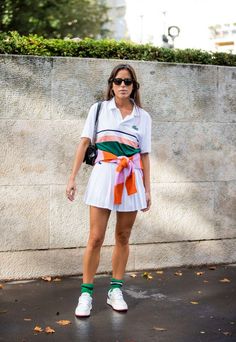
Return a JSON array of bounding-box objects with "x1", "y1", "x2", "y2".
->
[
  {"x1": 109, "y1": 277, "x2": 123, "y2": 292},
  {"x1": 81, "y1": 283, "x2": 94, "y2": 296}
]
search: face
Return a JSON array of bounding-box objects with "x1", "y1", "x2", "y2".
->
[{"x1": 112, "y1": 69, "x2": 133, "y2": 100}]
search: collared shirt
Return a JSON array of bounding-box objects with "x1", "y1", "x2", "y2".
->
[{"x1": 80, "y1": 97, "x2": 152, "y2": 154}]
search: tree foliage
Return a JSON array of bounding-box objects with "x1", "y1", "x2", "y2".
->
[{"x1": 0, "y1": 0, "x2": 110, "y2": 38}]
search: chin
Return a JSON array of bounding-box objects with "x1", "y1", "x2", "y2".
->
[{"x1": 117, "y1": 93, "x2": 130, "y2": 99}]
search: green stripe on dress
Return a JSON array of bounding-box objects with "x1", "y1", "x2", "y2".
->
[{"x1": 96, "y1": 141, "x2": 140, "y2": 157}]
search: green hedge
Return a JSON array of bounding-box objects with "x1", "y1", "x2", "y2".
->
[{"x1": 0, "y1": 31, "x2": 236, "y2": 66}]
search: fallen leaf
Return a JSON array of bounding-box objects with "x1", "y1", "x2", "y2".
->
[
  {"x1": 0, "y1": 284, "x2": 3, "y2": 289},
  {"x1": 45, "y1": 326, "x2": 55, "y2": 334},
  {"x1": 195, "y1": 271, "x2": 204, "y2": 276},
  {"x1": 200, "y1": 331, "x2": 206, "y2": 334},
  {"x1": 53, "y1": 278, "x2": 61, "y2": 282},
  {"x1": 41, "y1": 276, "x2": 52, "y2": 282},
  {"x1": 219, "y1": 278, "x2": 231, "y2": 283},
  {"x1": 197, "y1": 291, "x2": 202, "y2": 294},
  {"x1": 24, "y1": 318, "x2": 32, "y2": 321},
  {"x1": 56, "y1": 320, "x2": 71, "y2": 326},
  {"x1": 230, "y1": 321, "x2": 235, "y2": 325},
  {"x1": 142, "y1": 272, "x2": 153, "y2": 279},
  {"x1": 174, "y1": 271, "x2": 182, "y2": 276},
  {"x1": 222, "y1": 331, "x2": 232, "y2": 336},
  {"x1": 156, "y1": 270, "x2": 163, "y2": 275},
  {"x1": 0, "y1": 310, "x2": 7, "y2": 314},
  {"x1": 203, "y1": 280, "x2": 209, "y2": 283},
  {"x1": 208, "y1": 266, "x2": 216, "y2": 270},
  {"x1": 190, "y1": 301, "x2": 199, "y2": 305},
  {"x1": 33, "y1": 325, "x2": 43, "y2": 332},
  {"x1": 130, "y1": 273, "x2": 137, "y2": 278},
  {"x1": 153, "y1": 326, "x2": 167, "y2": 331}
]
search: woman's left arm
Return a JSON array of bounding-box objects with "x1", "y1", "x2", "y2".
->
[{"x1": 140, "y1": 152, "x2": 151, "y2": 212}]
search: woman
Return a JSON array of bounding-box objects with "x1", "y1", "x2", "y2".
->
[{"x1": 66, "y1": 64, "x2": 152, "y2": 318}]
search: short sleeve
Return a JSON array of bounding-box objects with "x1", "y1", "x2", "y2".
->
[
  {"x1": 80, "y1": 103, "x2": 98, "y2": 141},
  {"x1": 140, "y1": 114, "x2": 152, "y2": 153}
]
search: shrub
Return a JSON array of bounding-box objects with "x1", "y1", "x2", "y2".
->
[{"x1": 0, "y1": 31, "x2": 236, "y2": 66}]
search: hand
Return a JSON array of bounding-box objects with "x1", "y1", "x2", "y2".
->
[
  {"x1": 141, "y1": 192, "x2": 151, "y2": 212},
  {"x1": 66, "y1": 178, "x2": 77, "y2": 201}
]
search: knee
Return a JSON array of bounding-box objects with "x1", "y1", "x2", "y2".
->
[
  {"x1": 116, "y1": 230, "x2": 131, "y2": 246},
  {"x1": 88, "y1": 235, "x2": 104, "y2": 249}
]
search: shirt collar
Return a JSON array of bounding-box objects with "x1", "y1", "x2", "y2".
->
[{"x1": 108, "y1": 97, "x2": 139, "y2": 117}]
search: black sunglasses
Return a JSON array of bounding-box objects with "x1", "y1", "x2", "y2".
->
[{"x1": 113, "y1": 78, "x2": 133, "y2": 86}]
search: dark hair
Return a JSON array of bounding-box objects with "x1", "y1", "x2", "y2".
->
[{"x1": 106, "y1": 64, "x2": 141, "y2": 107}]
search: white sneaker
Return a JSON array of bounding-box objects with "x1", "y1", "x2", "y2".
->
[
  {"x1": 107, "y1": 288, "x2": 128, "y2": 311},
  {"x1": 75, "y1": 293, "x2": 92, "y2": 317}
]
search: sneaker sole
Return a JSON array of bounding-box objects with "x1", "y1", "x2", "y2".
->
[
  {"x1": 75, "y1": 314, "x2": 90, "y2": 318},
  {"x1": 106, "y1": 298, "x2": 128, "y2": 312},
  {"x1": 75, "y1": 307, "x2": 92, "y2": 318},
  {"x1": 75, "y1": 313, "x2": 91, "y2": 318}
]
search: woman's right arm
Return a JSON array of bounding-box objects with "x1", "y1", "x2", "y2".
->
[{"x1": 66, "y1": 137, "x2": 90, "y2": 201}]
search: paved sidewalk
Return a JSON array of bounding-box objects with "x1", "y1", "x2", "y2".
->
[{"x1": 0, "y1": 263, "x2": 235, "y2": 342}]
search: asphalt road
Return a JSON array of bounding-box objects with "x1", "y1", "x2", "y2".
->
[{"x1": 0, "y1": 263, "x2": 235, "y2": 342}]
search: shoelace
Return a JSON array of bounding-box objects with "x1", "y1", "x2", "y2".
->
[
  {"x1": 112, "y1": 289, "x2": 124, "y2": 299},
  {"x1": 79, "y1": 295, "x2": 92, "y2": 304}
]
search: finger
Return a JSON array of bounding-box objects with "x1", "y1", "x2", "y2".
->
[{"x1": 67, "y1": 194, "x2": 74, "y2": 201}]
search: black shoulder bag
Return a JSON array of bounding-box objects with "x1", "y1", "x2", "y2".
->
[{"x1": 83, "y1": 101, "x2": 102, "y2": 166}]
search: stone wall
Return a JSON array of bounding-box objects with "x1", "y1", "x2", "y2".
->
[{"x1": 0, "y1": 55, "x2": 235, "y2": 280}]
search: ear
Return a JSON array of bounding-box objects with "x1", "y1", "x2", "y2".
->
[{"x1": 136, "y1": 82, "x2": 140, "y2": 89}]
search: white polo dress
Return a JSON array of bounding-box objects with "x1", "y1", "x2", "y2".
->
[{"x1": 80, "y1": 97, "x2": 152, "y2": 211}]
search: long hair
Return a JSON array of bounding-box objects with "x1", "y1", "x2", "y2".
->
[{"x1": 105, "y1": 64, "x2": 141, "y2": 107}]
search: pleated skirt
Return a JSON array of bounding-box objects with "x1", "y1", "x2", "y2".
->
[{"x1": 83, "y1": 161, "x2": 147, "y2": 211}]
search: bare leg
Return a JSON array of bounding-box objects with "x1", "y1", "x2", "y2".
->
[
  {"x1": 82, "y1": 206, "x2": 111, "y2": 283},
  {"x1": 112, "y1": 211, "x2": 137, "y2": 280}
]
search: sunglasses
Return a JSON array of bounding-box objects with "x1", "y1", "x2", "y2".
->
[{"x1": 113, "y1": 78, "x2": 133, "y2": 86}]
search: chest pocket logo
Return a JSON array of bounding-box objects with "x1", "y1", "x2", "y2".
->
[{"x1": 132, "y1": 125, "x2": 139, "y2": 131}]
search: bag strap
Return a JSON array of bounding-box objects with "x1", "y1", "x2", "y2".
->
[{"x1": 92, "y1": 101, "x2": 102, "y2": 144}]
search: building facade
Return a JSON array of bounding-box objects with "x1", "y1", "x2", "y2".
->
[
  {"x1": 103, "y1": 0, "x2": 129, "y2": 40},
  {"x1": 209, "y1": 23, "x2": 236, "y2": 53}
]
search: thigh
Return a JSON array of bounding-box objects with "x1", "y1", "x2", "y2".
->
[
  {"x1": 116, "y1": 211, "x2": 138, "y2": 233},
  {"x1": 89, "y1": 206, "x2": 111, "y2": 239}
]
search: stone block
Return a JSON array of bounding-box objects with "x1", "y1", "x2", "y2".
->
[
  {"x1": 134, "y1": 239, "x2": 236, "y2": 270},
  {"x1": 130, "y1": 182, "x2": 216, "y2": 244},
  {"x1": 1, "y1": 240, "x2": 235, "y2": 280},
  {"x1": 217, "y1": 67, "x2": 236, "y2": 123},
  {"x1": 214, "y1": 181, "x2": 236, "y2": 237},
  {"x1": 0, "y1": 185, "x2": 50, "y2": 251},
  {"x1": 151, "y1": 122, "x2": 236, "y2": 182},
  {"x1": 137, "y1": 62, "x2": 218, "y2": 123},
  {"x1": 0, "y1": 119, "x2": 87, "y2": 185},
  {"x1": 0, "y1": 55, "x2": 52, "y2": 119}
]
